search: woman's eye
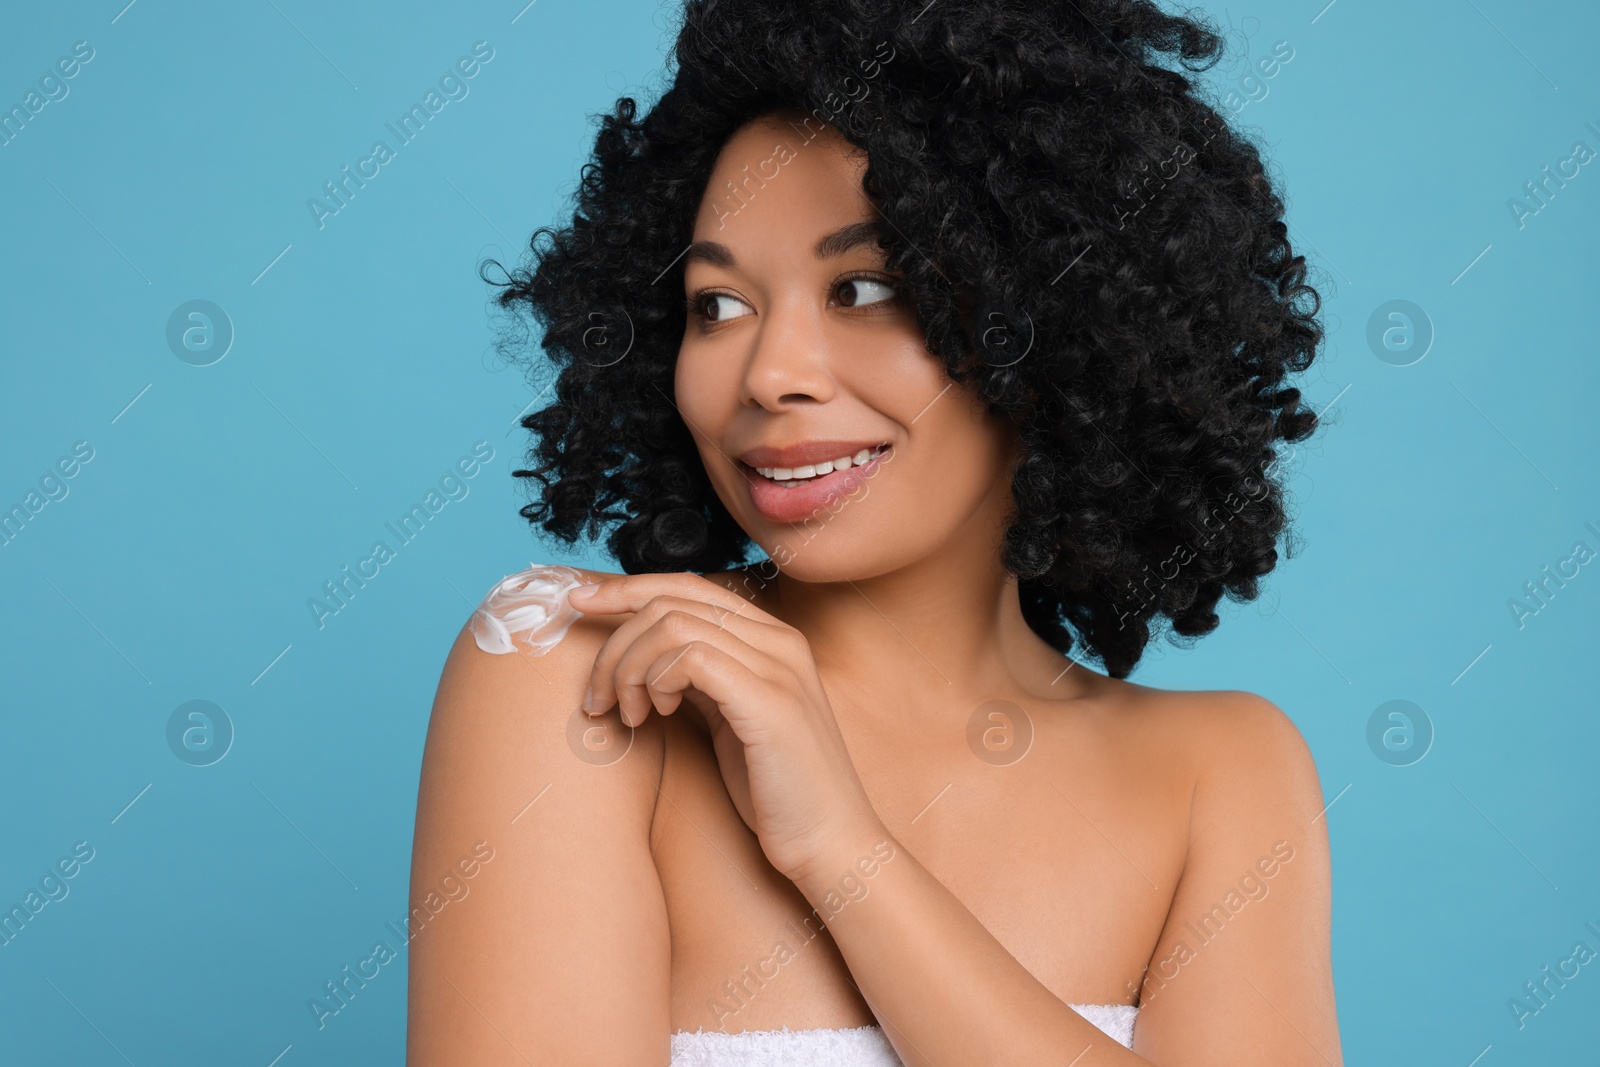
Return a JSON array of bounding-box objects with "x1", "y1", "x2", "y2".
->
[
  {"x1": 837, "y1": 278, "x2": 898, "y2": 307},
  {"x1": 700, "y1": 293, "x2": 753, "y2": 321}
]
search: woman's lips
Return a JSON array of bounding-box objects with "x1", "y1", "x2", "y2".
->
[{"x1": 740, "y1": 446, "x2": 891, "y2": 524}]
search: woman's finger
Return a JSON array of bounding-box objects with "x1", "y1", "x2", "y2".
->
[
  {"x1": 641, "y1": 637, "x2": 774, "y2": 733},
  {"x1": 570, "y1": 571, "x2": 785, "y2": 628},
  {"x1": 585, "y1": 594, "x2": 783, "y2": 716},
  {"x1": 604, "y1": 608, "x2": 779, "y2": 727}
]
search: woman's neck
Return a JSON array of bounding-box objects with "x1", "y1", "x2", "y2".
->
[{"x1": 734, "y1": 546, "x2": 1098, "y2": 734}]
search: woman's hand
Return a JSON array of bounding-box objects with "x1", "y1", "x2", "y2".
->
[{"x1": 567, "y1": 571, "x2": 885, "y2": 885}]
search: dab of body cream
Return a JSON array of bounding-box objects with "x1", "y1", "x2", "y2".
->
[{"x1": 469, "y1": 564, "x2": 592, "y2": 655}]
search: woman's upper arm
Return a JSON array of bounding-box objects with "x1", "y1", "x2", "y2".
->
[
  {"x1": 406, "y1": 616, "x2": 669, "y2": 1066},
  {"x1": 1133, "y1": 692, "x2": 1343, "y2": 1066}
]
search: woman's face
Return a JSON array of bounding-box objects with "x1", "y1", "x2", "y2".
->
[{"x1": 674, "y1": 110, "x2": 1019, "y2": 581}]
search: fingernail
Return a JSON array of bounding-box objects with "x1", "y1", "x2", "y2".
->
[
  {"x1": 568, "y1": 584, "x2": 598, "y2": 603},
  {"x1": 581, "y1": 685, "x2": 594, "y2": 712}
]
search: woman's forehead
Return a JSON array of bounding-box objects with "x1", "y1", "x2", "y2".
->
[{"x1": 691, "y1": 115, "x2": 871, "y2": 248}]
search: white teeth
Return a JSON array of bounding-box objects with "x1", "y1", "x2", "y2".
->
[{"x1": 755, "y1": 445, "x2": 888, "y2": 486}]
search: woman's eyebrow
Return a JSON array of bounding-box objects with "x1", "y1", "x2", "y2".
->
[
  {"x1": 683, "y1": 220, "x2": 886, "y2": 269},
  {"x1": 813, "y1": 220, "x2": 885, "y2": 259}
]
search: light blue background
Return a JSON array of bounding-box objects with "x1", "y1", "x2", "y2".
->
[{"x1": 2, "y1": 1, "x2": 1596, "y2": 1064}]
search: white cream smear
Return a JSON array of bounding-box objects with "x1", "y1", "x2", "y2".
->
[{"x1": 468, "y1": 564, "x2": 592, "y2": 656}]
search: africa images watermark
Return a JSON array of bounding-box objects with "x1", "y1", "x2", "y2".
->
[
  {"x1": 1126, "y1": 839, "x2": 1296, "y2": 1007},
  {"x1": 1112, "y1": 29, "x2": 1295, "y2": 230},
  {"x1": 1507, "y1": 913, "x2": 1600, "y2": 1031},
  {"x1": 767, "y1": 444, "x2": 902, "y2": 569},
  {"x1": 307, "y1": 41, "x2": 496, "y2": 230},
  {"x1": 307, "y1": 441, "x2": 494, "y2": 630},
  {"x1": 699, "y1": 839, "x2": 898, "y2": 1030},
  {"x1": 0, "y1": 40, "x2": 95, "y2": 149},
  {"x1": 1506, "y1": 118, "x2": 1600, "y2": 231},
  {"x1": 704, "y1": 432, "x2": 901, "y2": 612},
  {"x1": 308, "y1": 839, "x2": 496, "y2": 1030},
  {"x1": 1506, "y1": 518, "x2": 1600, "y2": 631},
  {"x1": 704, "y1": 39, "x2": 896, "y2": 231},
  {"x1": 0, "y1": 840, "x2": 96, "y2": 950},
  {"x1": 1, "y1": 440, "x2": 95, "y2": 549},
  {"x1": 1113, "y1": 111, "x2": 1225, "y2": 231},
  {"x1": 1112, "y1": 444, "x2": 1298, "y2": 629}
]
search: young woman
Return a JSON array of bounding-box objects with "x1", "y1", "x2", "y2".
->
[{"x1": 407, "y1": 2, "x2": 1341, "y2": 1064}]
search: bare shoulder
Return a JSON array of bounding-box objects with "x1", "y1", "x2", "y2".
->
[
  {"x1": 418, "y1": 560, "x2": 662, "y2": 830},
  {"x1": 1091, "y1": 678, "x2": 1322, "y2": 817},
  {"x1": 407, "y1": 564, "x2": 670, "y2": 1064},
  {"x1": 1105, "y1": 682, "x2": 1341, "y2": 1062},
  {"x1": 430, "y1": 562, "x2": 634, "y2": 737}
]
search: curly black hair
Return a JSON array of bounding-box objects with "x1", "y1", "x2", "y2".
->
[{"x1": 484, "y1": 0, "x2": 1326, "y2": 679}]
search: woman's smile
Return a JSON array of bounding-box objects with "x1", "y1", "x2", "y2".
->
[{"x1": 736, "y1": 442, "x2": 893, "y2": 524}]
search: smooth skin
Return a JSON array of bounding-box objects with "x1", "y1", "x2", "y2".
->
[{"x1": 406, "y1": 109, "x2": 1342, "y2": 1066}]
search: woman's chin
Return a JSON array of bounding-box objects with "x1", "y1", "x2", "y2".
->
[{"x1": 750, "y1": 536, "x2": 905, "y2": 585}]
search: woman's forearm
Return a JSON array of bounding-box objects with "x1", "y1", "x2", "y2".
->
[{"x1": 791, "y1": 820, "x2": 1151, "y2": 1067}]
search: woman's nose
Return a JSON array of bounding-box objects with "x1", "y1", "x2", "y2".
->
[{"x1": 739, "y1": 301, "x2": 837, "y2": 410}]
